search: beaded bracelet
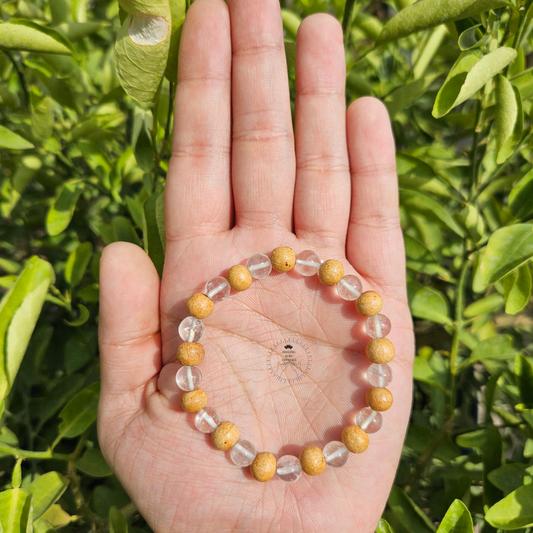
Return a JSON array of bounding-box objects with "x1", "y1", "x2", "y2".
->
[{"x1": 175, "y1": 246, "x2": 394, "y2": 483}]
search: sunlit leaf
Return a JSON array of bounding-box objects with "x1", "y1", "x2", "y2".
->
[
  {"x1": 0, "y1": 125, "x2": 34, "y2": 150},
  {"x1": 503, "y1": 264, "x2": 532, "y2": 314},
  {"x1": 436, "y1": 499, "x2": 473, "y2": 532},
  {"x1": 45, "y1": 179, "x2": 84, "y2": 236},
  {"x1": 0, "y1": 19, "x2": 73, "y2": 54},
  {"x1": 486, "y1": 484, "x2": 533, "y2": 529},
  {"x1": 28, "y1": 472, "x2": 69, "y2": 520}
]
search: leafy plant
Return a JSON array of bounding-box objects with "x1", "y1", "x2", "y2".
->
[{"x1": 1, "y1": 0, "x2": 533, "y2": 531}]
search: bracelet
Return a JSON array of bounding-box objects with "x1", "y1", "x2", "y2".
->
[{"x1": 175, "y1": 246, "x2": 394, "y2": 483}]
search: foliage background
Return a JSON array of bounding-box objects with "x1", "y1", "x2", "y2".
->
[{"x1": 1, "y1": 0, "x2": 533, "y2": 531}]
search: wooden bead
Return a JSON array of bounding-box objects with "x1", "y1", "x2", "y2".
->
[
  {"x1": 271, "y1": 246, "x2": 296, "y2": 272},
  {"x1": 366, "y1": 387, "x2": 393, "y2": 411},
  {"x1": 187, "y1": 293, "x2": 214, "y2": 319},
  {"x1": 177, "y1": 342, "x2": 205, "y2": 366},
  {"x1": 250, "y1": 452, "x2": 277, "y2": 482},
  {"x1": 180, "y1": 388, "x2": 208, "y2": 412},
  {"x1": 227, "y1": 264, "x2": 252, "y2": 291},
  {"x1": 355, "y1": 291, "x2": 383, "y2": 317},
  {"x1": 299, "y1": 446, "x2": 326, "y2": 476},
  {"x1": 366, "y1": 338, "x2": 395, "y2": 364},
  {"x1": 211, "y1": 421, "x2": 239, "y2": 451},
  {"x1": 341, "y1": 425, "x2": 369, "y2": 454},
  {"x1": 318, "y1": 259, "x2": 344, "y2": 286}
]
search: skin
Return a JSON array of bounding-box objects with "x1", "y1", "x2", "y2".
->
[{"x1": 97, "y1": 1, "x2": 415, "y2": 532}]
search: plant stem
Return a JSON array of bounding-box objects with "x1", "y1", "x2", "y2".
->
[{"x1": 0, "y1": 442, "x2": 73, "y2": 461}]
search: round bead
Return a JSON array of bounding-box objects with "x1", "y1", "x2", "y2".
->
[
  {"x1": 318, "y1": 259, "x2": 344, "y2": 286},
  {"x1": 230, "y1": 440, "x2": 257, "y2": 467},
  {"x1": 271, "y1": 246, "x2": 296, "y2": 272},
  {"x1": 204, "y1": 276, "x2": 231, "y2": 302},
  {"x1": 365, "y1": 314, "x2": 391, "y2": 339},
  {"x1": 211, "y1": 421, "x2": 239, "y2": 451},
  {"x1": 356, "y1": 407, "x2": 383, "y2": 434},
  {"x1": 178, "y1": 316, "x2": 205, "y2": 343},
  {"x1": 299, "y1": 446, "x2": 326, "y2": 476},
  {"x1": 176, "y1": 366, "x2": 202, "y2": 391},
  {"x1": 356, "y1": 291, "x2": 383, "y2": 317},
  {"x1": 366, "y1": 338, "x2": 395, "y2": 364},
  {"x1": 341, "y1": 425, "x2": 369, "y2": 454},
  {"x1": 194, "y1": 407, "x2": 221, "y2": 433},
  {"x1": 177, "y1": 342, "x2": 205, "y2": 366},
  {"x1": 187, "y1": 293, "x2": 214, "y2": 319},
  {"x1": 337, "y1": 275, "x2": 363, "y2": 300},
  {"x1": 227, "y1": 264, "x2": 252, "y2": 291},
  {"x1": 366, "y1": 387, "x2": 393, "y2": 411},
  {"x1": 277, "y1": 455, "x2": 302, "y2": 483},
  {"x1": 251, "y1": 452, "x2": 277, "y2": 482},
  {"x1": 181, "y1": 388, "x2": 208, "y2": 413},
  {"x1": 246, "y1": 253, "x2": 272, "y2": 279},
  {"x1": 323, "y1": 441, "x2": 349, "y2": 468},
  {"x1": 367, "y1": 363, "x2": 393, "y2": 388},
  {"x1": 295, "y1": 250, "x2": 322, "y2": 276}
]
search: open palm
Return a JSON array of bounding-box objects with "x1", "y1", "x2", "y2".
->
[{"x1": 98, "y1": 1, "x2": 415, "y2": 531}]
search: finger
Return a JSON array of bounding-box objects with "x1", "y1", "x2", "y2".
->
[
  {"x1": 294, "y1": 14, "x2": 350, "y2": 248},
  {"x1": 346, "y1": 97, "x2": 406, "y2": 294},
  {"x1": 227, "y1": 0, "x2": 295, "y2": 231},
  {"x1": 166, "y1": 0, "x2": 232, "y2": 242},
  {"x1": 99, "y1": 242, "x2": 161, "y2": 398}
]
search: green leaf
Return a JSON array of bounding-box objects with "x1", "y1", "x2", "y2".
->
[
  {"x1": 132, "y1": 108, "x2": 154, "y2": 172},
  {"x1": 408, "y1": 281, "x2": 451, "y2": 324},
  {"x1": 164, "y1": 0, "x2": 186, "y2": 81},
  {"x1": 0, "y1": 19, "x2": 73, "y2": 55},
  {"x1": 114, "y1": 3, "x2": 171, "y2": 103},
  {"x1": 143, "y1": 190, "x2": 166, "y2": 277},
  {"x1": 63, "y1": 303, "x2": 90, "y2": 327},
  {"x1": 46, "y1": 179, "x2": 84, "y2": 236},
  {"x1": 109, "y1": 506, "x2": 128, "y2": 533},
  {"x1": 458, "y1": 24, "x2": 490, "y2": 51},
  {"x1": 281, "y1": 9, "x2": 301, "y2": 40},
  {"x1": 436, "y1": 500, "x2": 473, "y2": 532},
  {"x1": 58, "y1": 381, "x2": 100, "y2": 439},
  {"x1": 460, "y1": 204, "x2": 485, "y2": 243},
  {"x1": 516, "y1": 355, "x2": 533, "y2": 406},
  {"x1": 488, "y1": 464, "x2": 532, "y2": 493},
  {"x1": 377, "y1": 0, "x2": 509, "y2": 43},
  {"x1": 485, "y1": 483, "x2": 533, "y2": 529},
  {"x1": 495, "y1": 76, "x2": 523, "y2": 164},
  {"x1": 54, "y1": 21, "x2": 109, "y2": 42},
  {"x1": 40, "y1": 504, "x2": 70, "y2": 529},
  {"x1": 28, "y1": 472, "x2": 69, "y2": 520},
  {"x1": 31, "y1": 97, "x2": 54, "y2": 143},
  {"x1": 75, "y1": 448, "x2": 113, "y2": 477},
  {"x1": 64, "y1": 328, "x2": 96, "y2": 374},
  {"x1": 503, "y1": 264, "x2": 532, "y2": 314},
  {"x1": 479, "y1": 223, "x2": 533, "y2": 285},
  {"x1": 463, "y1": 293, "x2": 504, "y2": 317},
  {"x1": 387, "y1": 486, "x2": 436, "y2": 532},
  {"x1": 456, "y1": 428, "x2": 487, "y2": 448},
  {"x1": 0, "y1": 256, "x2": 54, "y2": 401},
  {"x1": 376, "y1": 519, "x2": 393, "y2": 533},
  {"x1": 385, "y1": 75, "x2": 438, "y2": 118},
  {"x1": 64, "y1": 242, "x2": 92, "y2": 288},
  {"x1": 509, "y1": 169, "x2": 533, "y2": 221},
  {"x1": 400, "y1": 189, "x2": 466, "y2": 237},
  {"x1": 0, "y1": 488, "x2": 33, "y2": 533},
  {"x1": 413, "y1": 357, "x2": 447, "y2": 391},
  {"x1": 0, "y1": 125, "x2": 34, "y2": 150},
  {"x1": 112, "y1": 216, "x2": 141, "y2": 246},
  {"x1": 433, "y1": 48, "x2": 517, "y2": 118},
  {"x1": 469, "y1": 335, "x2": 518, "y2": 362}
]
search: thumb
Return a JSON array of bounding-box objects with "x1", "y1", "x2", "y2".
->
[{"x1": 98, "y1": 242, "x2": 161, "y2": 400}]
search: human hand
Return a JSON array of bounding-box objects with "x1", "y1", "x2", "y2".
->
[{"x1": 98, "y1": 1, "x2": 414, "y2": 531}]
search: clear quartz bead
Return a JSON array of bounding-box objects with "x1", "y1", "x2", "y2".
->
[
  {"x1": 356, "y1": 407, "x2": 383, "y2": 434},
  {"x1": 246, "y1": 253, "x2": 272, "y2": 279},
  {"x1": 295, "y1": 250, "x2": 322, "y2": 276},
  {"x1": 230, "y1": 440, "x2": 257, "y2": 467},
  {"x1": 367, "y1": 363, "x2": 393, "y2": 388},
  {"x1": 194, "y1": 407, "x2": 221, "y2": 433},
  {"x1": 276, "y1": 455, "x2": 302, "y2": 483},
  {"x1": 365, "y1": 314, "x2": 391, "y2": 339},
  {"x1": 178, "y1": 316, "x2": 205, "y2": 342},
  {"x1": 204, "y1": 276, "x2": 230, "y2": 302},
  {"x1": 176, "y1": 366, "x2": 202, "y2": 391},
  {"x1": 337, "y1": 275, "x2": 363, "y2": 300},
  {"x1": 323, "y1": 441, "x2": 349, "y2": 468}
]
